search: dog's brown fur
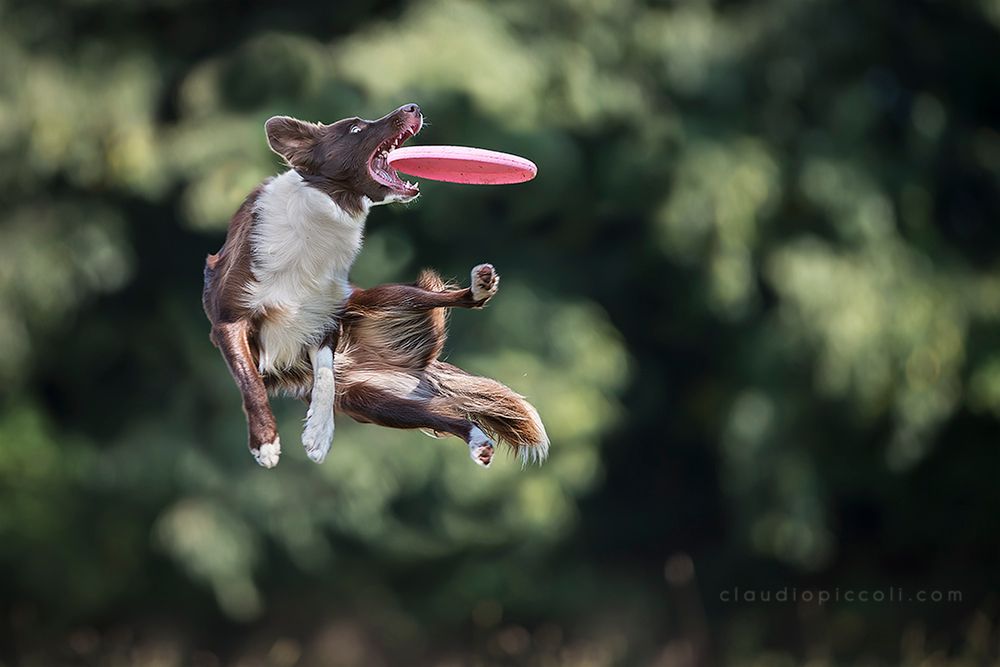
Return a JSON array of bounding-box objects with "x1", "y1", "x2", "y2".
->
[{"x1": 332, "y1": 268, "x2": 548, "y2": 461}]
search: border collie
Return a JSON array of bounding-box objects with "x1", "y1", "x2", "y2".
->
[{"x1": 202, "y1": 104, "x2": 548, "y2": 468}]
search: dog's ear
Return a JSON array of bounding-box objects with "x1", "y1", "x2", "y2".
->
[{"x1": 265, "y1": 116, "x2": 324, "y2": 169}]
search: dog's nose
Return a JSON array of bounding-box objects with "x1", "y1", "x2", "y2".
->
[{"x1": 401, "y1": 103, "x2": 421, "y2": 115}]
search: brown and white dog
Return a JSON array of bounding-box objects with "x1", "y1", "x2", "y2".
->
[{"x1": 202, "y1": 104, "x2": 548, "y2": 468}]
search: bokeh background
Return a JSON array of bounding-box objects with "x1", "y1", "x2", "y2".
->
[{"x1": 1, "y1": 0, "x2": 999, "y2": 664}]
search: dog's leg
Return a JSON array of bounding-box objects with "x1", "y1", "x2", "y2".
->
[
  {"x1": 348, "y1": 264, "x2": 500, "y2": 312},
  {"x1": 211, "y1": 320, "x2": 281, "y2": 468},
  {"x1": 339, "y1": 384, "x2": 496, "y2": 467},
  {"x1": 301, "y1": 329, "x2": 339, "y2": 463}
]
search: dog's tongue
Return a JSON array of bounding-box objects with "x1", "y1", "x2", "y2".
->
[{"x1": 386, "y1": 146, "x2": 537, "y2": 185}]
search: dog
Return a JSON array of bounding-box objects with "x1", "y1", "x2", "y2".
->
[{"x1": 202, "y1": 103, "x2": 548, "y2": 468}]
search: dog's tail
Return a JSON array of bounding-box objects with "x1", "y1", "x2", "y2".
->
[{"x1": 431, "y1": 361, "x2": 549, "y2": 465}]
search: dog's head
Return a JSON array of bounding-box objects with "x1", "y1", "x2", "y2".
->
[{"x1": 265, "y1": 104, "x2": 424, "y2": 215}]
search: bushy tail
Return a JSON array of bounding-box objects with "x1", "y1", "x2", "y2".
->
[{"x1": 431, "y1": 361, "x2": 549, "y2": 465}]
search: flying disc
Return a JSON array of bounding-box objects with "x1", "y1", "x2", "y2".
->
[{"x1": 386, "y1": 145, "x2": 537, "y2": 185}]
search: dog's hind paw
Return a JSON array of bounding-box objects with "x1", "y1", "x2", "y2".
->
[
  {"x1": 468, "y1": 426, "x2": 495, "y2": 468},
  {"x1": 253, "y1": 438, "x2": 281, "y2": 468},
  {"x1": 470, "y1": 263, "x2": 499, "y2": 303}
]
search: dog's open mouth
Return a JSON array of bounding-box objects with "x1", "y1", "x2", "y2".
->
[{"x1": 368, "y1": 122, "x2": 421, "y2": 197}]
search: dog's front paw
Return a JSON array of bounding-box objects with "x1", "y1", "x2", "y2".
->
[
  {"x1": 302, "y1": 406, "x2": 334, "y2": 463},
  {"x1": 303, "y1": 349, "x2": 336, "y2": 463},
  {"x1": 468, "y1": 426, "x2": 495, "y2": 468},
  {"x1": 470, "y1": 263, "x2": 499, "y2": 303},
  {"x1": 252, "y1": 437, "x2": 281, "y2": 468}
]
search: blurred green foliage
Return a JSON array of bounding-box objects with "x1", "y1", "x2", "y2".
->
[{"x1": 1, "y1": 0, "x2": 999, "y2": 665}]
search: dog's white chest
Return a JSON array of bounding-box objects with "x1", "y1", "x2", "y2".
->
[{"x1": 245, "y1": 171, "x2": 366, "y2": 374}]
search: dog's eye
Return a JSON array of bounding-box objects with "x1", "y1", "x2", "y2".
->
[{"x1": 350, "y1": 125, "x2": 362, "y2": 134}]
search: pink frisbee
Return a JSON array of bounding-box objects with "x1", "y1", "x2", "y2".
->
[{"x1": 386, "y1": 145, "x2": 537, "y2": 185}]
